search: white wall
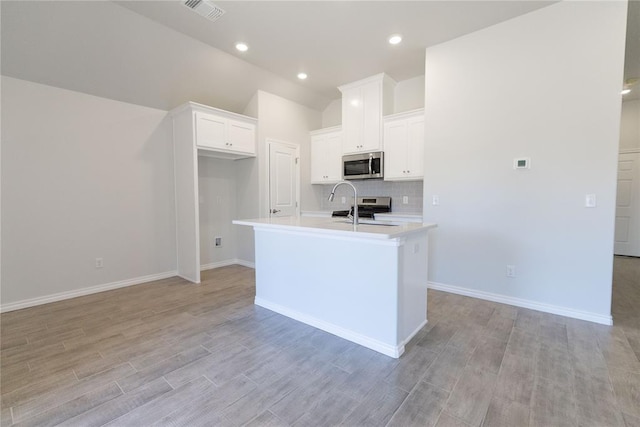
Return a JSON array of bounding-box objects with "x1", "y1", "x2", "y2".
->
[
  {"x1": 620, "y1": 99, "x2": 640, "y2": 151},
  {"x1": 394, "y1": 75, "x2": 425, "y2": 113},
  {"x1": 422, "y1": 1, "x2": 627, "y2": 323},
  {"x1": 1, "y1": 77, "x2": 177, "y2": 307},
  {"x1": 234, "y1": 90, "x2": 323, "y2": 263},
  {"x1": 322, "y1": 99, "x2": 342, "y2": 128},
  {"x1": 198, "y1": 157, "x2": 238, "y2": 267}
]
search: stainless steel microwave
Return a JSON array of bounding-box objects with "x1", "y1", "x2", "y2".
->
[{"x1": 343, "y1": 151, "x2": 384, "y2": 180}]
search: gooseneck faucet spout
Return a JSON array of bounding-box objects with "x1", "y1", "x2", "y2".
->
[{"x1": 328, "y1": 181, "x2": 358, "y2": 226}]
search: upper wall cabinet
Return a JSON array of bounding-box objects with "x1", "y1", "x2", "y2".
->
[
  {"x1": 173, "y1": 102, "x2": 257, "y2": 160},
  {"x1": 383, "y1": 109, "x2": 425, "y2": 181},
  {"x1": 339, "y1": 74, "x2": 396, "y2": 155},
  {"x1": 310, "y1": 126, "x2": 342, "y2": 184}
]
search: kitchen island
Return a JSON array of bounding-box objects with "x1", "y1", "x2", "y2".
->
[{"x1": 233, "y1": 216, "x2": 436, "y2": 358}]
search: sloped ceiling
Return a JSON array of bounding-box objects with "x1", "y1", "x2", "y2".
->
[{"x1": 2, "y1": 1, "x2": 636, "y2": 112}]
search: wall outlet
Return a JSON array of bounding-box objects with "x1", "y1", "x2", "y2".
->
[
  {"x1": 341, "y1": 196, "x2": 346, "y2": 204},
  {"x1": 585, "y1": 194, "x2": 597, "y2": 208},
  {"x1": 215, "y1": 237, "x2": 222, "y2": 247},
  {"x1": 402, "y1": 196, "x2": 409, "y2": 204},
  {"x1": 95, "y1": 258, "x2": 104, "y2": 268},
  {"x1": 506, "y1": 265, "x2": 516, "y2": 278},
  {"x1": 432, "y1": 195, "x2": 440, "y2": 206}
]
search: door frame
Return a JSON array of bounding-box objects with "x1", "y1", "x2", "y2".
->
[{"x1": 265, "y1": 138, "x2": 300, "y2": 217}]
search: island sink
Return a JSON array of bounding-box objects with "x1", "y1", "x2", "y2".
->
[{"x1": 233, "y1": 216, "x2": 437, "y2": 358}]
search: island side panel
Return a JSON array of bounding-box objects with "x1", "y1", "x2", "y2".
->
[
  {"x1": 398, "y1": 230, "x2": 429, "y2": 344},
  {"x1": 253, "y1": 228, "x2": 401, "y2": 356}
]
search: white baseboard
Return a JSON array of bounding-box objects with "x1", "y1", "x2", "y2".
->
[
  {"x1": 200, "y1": 259, "x2": 255, "y2": 271},
  {"x1": 255, "y1": 297, "x2": 404, "y2": 358},
  {"x1": 1, "y1": 270, "x2": 178, "y2": 313},
  {"x1": 428, "y1": 281, "x2": 613, "y2": 326}
]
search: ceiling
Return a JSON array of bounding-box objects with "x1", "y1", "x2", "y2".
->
[
  {"x1": 2, "y1": 1, "x2": 637, "y2": 114},
  {"x1": 116, "y1": 0, "x2": 561, "y2": 100}
]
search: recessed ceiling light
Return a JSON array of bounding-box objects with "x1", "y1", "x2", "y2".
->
[
  {"x1": 297, "y1": 72, "x2": 308, "y2": 80},
  {"x1": 235, "y1": 42, "x2": 248, "y2": 52},
  {"x1": 388, "y1": 34, "x2": 402, "y2": 45},
  {"x1": 621, "y1": 88, "x2": 631, "y2": 95}
]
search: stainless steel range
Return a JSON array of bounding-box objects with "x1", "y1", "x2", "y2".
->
[{"x1": 332, "y1": 197, "x2": 392, "y2": 219}]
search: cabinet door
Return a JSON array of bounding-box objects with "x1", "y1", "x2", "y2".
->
[
  {"x1": 311, "y1": 132, "x2": 343, "y2": 184},
  {"x1": 342, "y1": 87, "x2": 363, "y2": 154},
  {"x1": 325, "y1": 132, "x2": 343, "y2": 182},
  {"x1": 361, "y1": 83, "x2": 382, "y2": 152},
  {"x1": 228, "y1": 119, "x2": 255, "y2": 154},
  {"x1": 406, "y1": 116, "x2": 424, "y2": 179},
  {"x1": 310, "y1": 134, "x2": 327, "y2": 183},
  {"x1": 195, "y1": 112, "x2": 226, "y2": 150},
  {"x1": 383, "y1": 120, "x2": 408, "y2": 180}
]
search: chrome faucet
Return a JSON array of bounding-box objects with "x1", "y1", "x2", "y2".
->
[{"x1": 328, "y1": 180, "x2": 358, "y2": 226}]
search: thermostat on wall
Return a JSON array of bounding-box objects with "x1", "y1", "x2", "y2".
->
[{"x1": 513, "y1": 158, "x2": 531, "y2": 169}]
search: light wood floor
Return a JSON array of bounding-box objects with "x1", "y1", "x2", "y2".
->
[{"x1": 1, "y1": 257, "x2": 639, "y2": 426}]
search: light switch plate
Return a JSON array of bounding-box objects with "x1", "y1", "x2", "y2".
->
[
  {"x1": 432, "y1": 195, "x2": 440, "y2": 206},
  {"x1": 585, "y1": 194, "x2": 597, "y2": 208}
]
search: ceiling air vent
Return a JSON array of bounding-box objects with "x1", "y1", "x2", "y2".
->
[{"x1": 183, "y1": 0, "x2": 226, "y2": 22}]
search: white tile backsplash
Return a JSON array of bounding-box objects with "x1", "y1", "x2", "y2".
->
[{"x1": 320, "y1": 180, "x2": 423, "y2": 213}]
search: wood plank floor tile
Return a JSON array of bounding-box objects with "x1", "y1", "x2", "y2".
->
[
  {"x1": 416, "y1": 322, "x2": 459, "y2": 353},
  {"x1": 443, "y1": 365, "x2": 497, "y2": 426},
  {"x1": 56, "y1": 377, "x2": 173, "y2": 427},
  {"x1": 245, "y1": 410, "x2": 289, "y2": 427},
  {"x1": 291, "y1": 391, "x2": 358, "y2": 427},
  {"x1": 434, "y1": 412, "x2": 473, "y2": 427},
  {"x1": 529, "y1": 375, "x2": 576, "y2": 427},
  {"x1": 623, "y1": 411, "x2": 640, "y2": 427},
  {"x1": 221, "y1": 373, "x2": 301, "y2": 426},
  {"x1": 1, "y1": 369, "x2": 78, "y2": 410},
  {"x1": 387, "y1": 380, "x2": 449, "y2": 427},
  {"x1": 268, "y1": 366, "x2": 349, "y2": 424},
  {"x1": 609, "y1": 368, "x2": 640, "y2": 418},
  {"x1": 467, "y1": 336, "x2": 507, "y2": 374},
  {"x1": 340, "y1": 380, "x2": 407, "y2": 426},
  {"x1": 154, "y1": 375, "x2": 256, "y2": 426},
  {"x1": 116, "y1": 346, "x2": 211, "y2": 392},
  {"x1": 482, "y1": 396, "x2": 530, "y2": 427},
  {"x1": 104, "y1": 376, "x2": 218, "y2": 426},
  {"x1": 422, "y1": 344, "x2": 474, "y2": 392},
  {"x1": 573, "y1": 374, "x2": 625, "y2": 427},
  {"x1": 13, "y1": 382, "x2": 122, "y2": 426},
  {"x1": 492, "y1": 352, "x2": 535, "y2": 406},
  {"x1": 383, "y1": 346, "x2": 438, "y2": 392},
  {"x1": 1, "y1": 261, "x2": 638, "y2": 426},
  {"x1": 11, "y1": 363, "x2": 134, "y2": 423}
]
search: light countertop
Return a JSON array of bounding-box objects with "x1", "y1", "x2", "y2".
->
[{"x1": 233, "y1": 216, "x2": 436, "y2": 240}]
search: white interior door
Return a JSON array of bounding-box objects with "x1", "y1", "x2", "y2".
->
[
  {"x1": 268, "y1": 141, "x2": 299, "y2": 217},
  {"x1": 614, "y1": 151, "x2": 640, "y2": 257}
]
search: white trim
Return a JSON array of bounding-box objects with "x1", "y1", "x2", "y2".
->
[
  {"x1": 255, "y1": 297, "x2": 404, "y2": 358},
  {"x1": 200, "y1": 259, "x2": 255, "y2": 271},
  {"x1": 0, "y1": 271, "x2": 178, "y2": 313},
  {"x1": 427, "y1": 281, "x2": 613, "y2": 326},
  {"x1": 234, "y1": 259, "x2": 256, "y2": 269},
  {"x1": 619, "y1": 148, "x2": 640, "y2": 154},
  {"x1": 401, "y1": 319, "x2": 428, "y2": 347}
]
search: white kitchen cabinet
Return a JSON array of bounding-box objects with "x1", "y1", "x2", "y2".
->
[
  {"x1": 170, "y1": 102, "x2": 258, "y2": 283},
  {"x1": 339, "y1": 74, "x2": 396, "y2": 155},
  {"x1": 383, "y1": 109, "x2": 425, "y2": 181},
  {"x1": 310, "y1": 126, "x2": 342, "y2": 184},
  {"x1": 183, "y1": 103, "x2": 256, "y2": 159}
]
